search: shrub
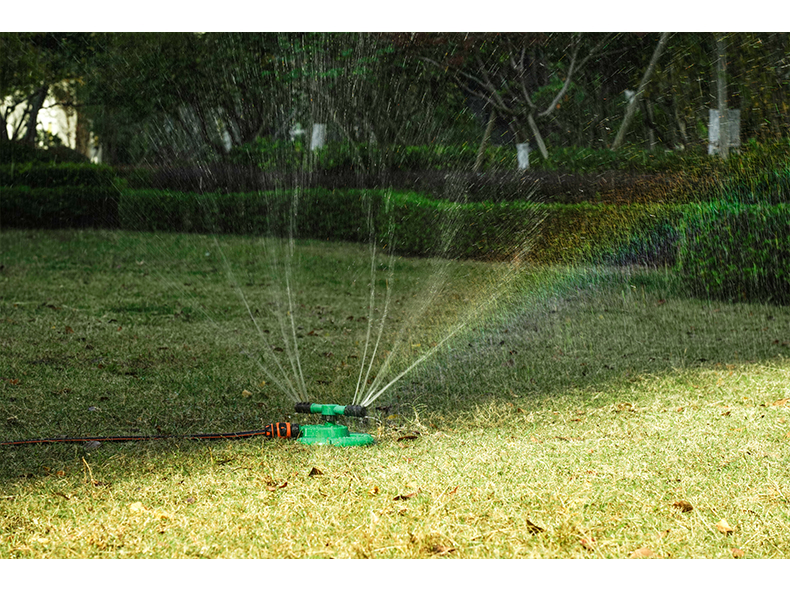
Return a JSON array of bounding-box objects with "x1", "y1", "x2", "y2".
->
[
  {"x1": 120, "y1": 188, "x2": 675, "y2": 265},
  {"x1": 0, "y1": 162, "x2": 118, "y2": 189},
  {"x1": 718, "y1": 167, "x2": 790, "y2": 205},
  {"x1": 0, "y1": 185, "x2": 119, "y2": 228},
  {"x1": 120, "y1": 188, "x2": 386, "y2": 243},
  {"x1": 0, "y1": 140, "x2": 90, "y2": 164},
  {"x1": 228, "y1": 139, "x2": 517, "y2": 174},
  {"x1": 676, "y1": 200, "x2": 790, "y2": 304},
  {"x1": 0, "y1": 163, "x2": 122, "y2": 228}
]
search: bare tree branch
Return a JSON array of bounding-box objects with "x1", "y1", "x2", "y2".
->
[
  {"x1": 611, "y1": 32, "x2": 671, "y2": 150},
  {"x1": 537, "y1": 34, "x2": 610, "y2": 118}
]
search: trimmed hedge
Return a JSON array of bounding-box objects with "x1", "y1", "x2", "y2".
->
[
  {"x1": 1, "y1": 163, "x2": 122, "y2": 228},
  {"x1": 528, "y1": 202, "x2": 684, "y2": 266},
  {"x1": 0, "y1": 162, "x2": 119, "y2": 189},
  {"x1": 227, "y1": 139, "x2": 516, "y2": 173},
  {"x1": 119, "y1": 188, "x2": 382, "y2": 243},
  {"x1": 0, "y1": 140, "x2": 90, "y2": 164},
  {"x1": 676, "y1": 200, "x2": 790, "y2": 304},
  {"x1": 718, "y1": 167, "x2": 790, "y2": 205},
  {"x1": 119, "y1": 188, "x2": 681, "y2": 264},
  {"x1": 0, "y1": 185, "x2": 120, "y2": 228}
]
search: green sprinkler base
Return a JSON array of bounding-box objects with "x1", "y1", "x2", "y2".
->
[{"x1": 297, "y1": 422, "x2": 375, "y2": 447}]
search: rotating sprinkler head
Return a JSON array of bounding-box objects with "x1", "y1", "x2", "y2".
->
[{"x1": 294, "y1": 402, "x2": 374, "y2": 447}]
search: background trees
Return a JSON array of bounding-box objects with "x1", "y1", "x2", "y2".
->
[{"x1": 2, "y1": 32, "x2": 789, "y2": 167}]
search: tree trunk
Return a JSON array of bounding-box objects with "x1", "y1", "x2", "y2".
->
[
  {"x1": 612, "y1": 33, "x2": 670, "y2": 150},
  {"x1": 716, "y1": 34, "x2": 729, "y2": 159},
  {"x1": 473, "y1": 108, "x2": 496, "y2": 173},
  {"x1": 0, "y1": 110, "x2": 8, "y2": 142},
  {"x1": 527, "y1": 113, "x2": 549, "y2": 160},
  {"x1": 23, "y1": 84, "x2": 49, "y2": 144}
]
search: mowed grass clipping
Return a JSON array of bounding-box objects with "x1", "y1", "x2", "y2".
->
[{"x1": 1, "y1": 229, "x2": 789, "y2": 558}]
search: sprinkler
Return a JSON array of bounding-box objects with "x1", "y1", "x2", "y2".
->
[
  {"x1": 294, "y1": 402, "x2": 375, "y2": 447},
  {"x1": 0, "y1": 404, "x2": 374, "y2": 448}
]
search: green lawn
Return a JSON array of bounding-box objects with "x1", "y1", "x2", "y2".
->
[{"x1": 1, "y1": 229, "x2": 789, "y2": 558}]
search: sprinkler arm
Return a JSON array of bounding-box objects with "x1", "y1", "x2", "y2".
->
[{"x1": 294, "y1": 402, "x2": 368, "y2": 420}]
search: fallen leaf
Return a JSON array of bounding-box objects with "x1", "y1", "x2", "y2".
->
[
  {"x1": 369, "y1": 485, "x2": 379, "y2": 495},
  {"x1": 731, "y1": 548, "x2": 745, "y2": 558},
  {"x1": 716, "y1": 519, "x2": 735, "y2": 535},
  {"x1": 397, "y1": 434, "x2": 419, "y2": 442},
  {"x1": 525, "y1": 518, "x2": 545, "y2": 534},
  {"x1": 308, "y1": 467, "x2": 323, "y2": 477},
  {"x1": 580, "y1": 537, "x2": 596, "y2": 551},
  {"x1": 393, "y1": 492, "x2": 417, "y2": 501},
  {"x1": 241, "y1": 389, "x2": 252, "y2": 398},
  {"x1": 431, "y1": 544, "x2": 456, "y2": 555},
  {"x1": 64, "y1": 326, "x2": 74, "y2": 334},
  {"x1": 672, "y1": 500, "x2": 694, "y2": 513},
  {"x1": 629, "y1": 547, "x2": 654, "y2": 558},
  {"x1": 771, "y1": 398, "x2": 789, "y2": 407},
  {"x1": 129, "y1": 502, "x2": 147, "y2": 514}
]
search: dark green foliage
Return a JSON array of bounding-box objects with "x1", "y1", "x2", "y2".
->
[
  {"x1": 676, "y1": 200, "x2": 790, "y2": 304},
  {"x1": 119, "y1": 188, "x2": 542, "y2": 260},
  {"x1": 228, "y1": 140, "x2": 516, "y2": 173},
  {"x1": 719, "y1": 167, "x2": 790, "y2": 205},
  {"x1": 0, "y1": 185, "x2": 119, "y2": 228},
  {"x1": 0, "y1": 163, "x2": 122, "y2": 228},
  {"x1": 530, "y1": 202, "x2": 684, "y2": 265},
  {"x1": 0, "y1": 140, "x2": 90, "y2": 164},
  {"x1": 0, "y1": 162, "x2": 118, "y2": 188},
  {"x1": 119, "y1": 188, "x2": 384, "y2": 244},
  {"x1": 531, "y1": 145, "x2": 709, "y2": 174},
  {"x1": 601, "y1": 216, "x2": 683, "y2": 267},
  {"x1": 383, "y1": 193, "x2": 541, "y2": 260}
]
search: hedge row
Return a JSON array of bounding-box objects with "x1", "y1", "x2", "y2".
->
[
  {"x1": 1, "y1": 163, "x2": 122, "y2": 228},
  {"x1": 0, "y1": 162, "x2": 119, "y2": 189},
  {"x1": 676, "y1": 200, "x2": 790, "y2": 305},
  {"x1": 120, "y1": 187, "x2": 790, "y2": 304},
  {"x1": 118, "y1": 188, "x2": 543, "y2": 261},
  {"x1": 117, "y1": 162, "x2": 699, "y2": 207},
  {"x1": 227, "y1": 138, "x2": 517, "y2": 173},
  {"x1": 0, "y1": 186, "x2": 119, "y2": 228},
  {"x1": 0, "y1": 140, "x2": 90, "y2": 164},
  {"x1": 118, "y1": 188, "x2": 685, "y2": 264},
  {"x1": 5, "y1": 181, "x2": 789, "y2": 305}
]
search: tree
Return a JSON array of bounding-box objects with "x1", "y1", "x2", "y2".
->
[
  {"x1": 417, "y1": 33, "x2": 612, "y2": 161},
  {"x1": 715, "y1": 34, "x2": 730, "y2": 158},
  {"x1": 1, "y1": 33, "x2": 91, "y2": 145}
]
